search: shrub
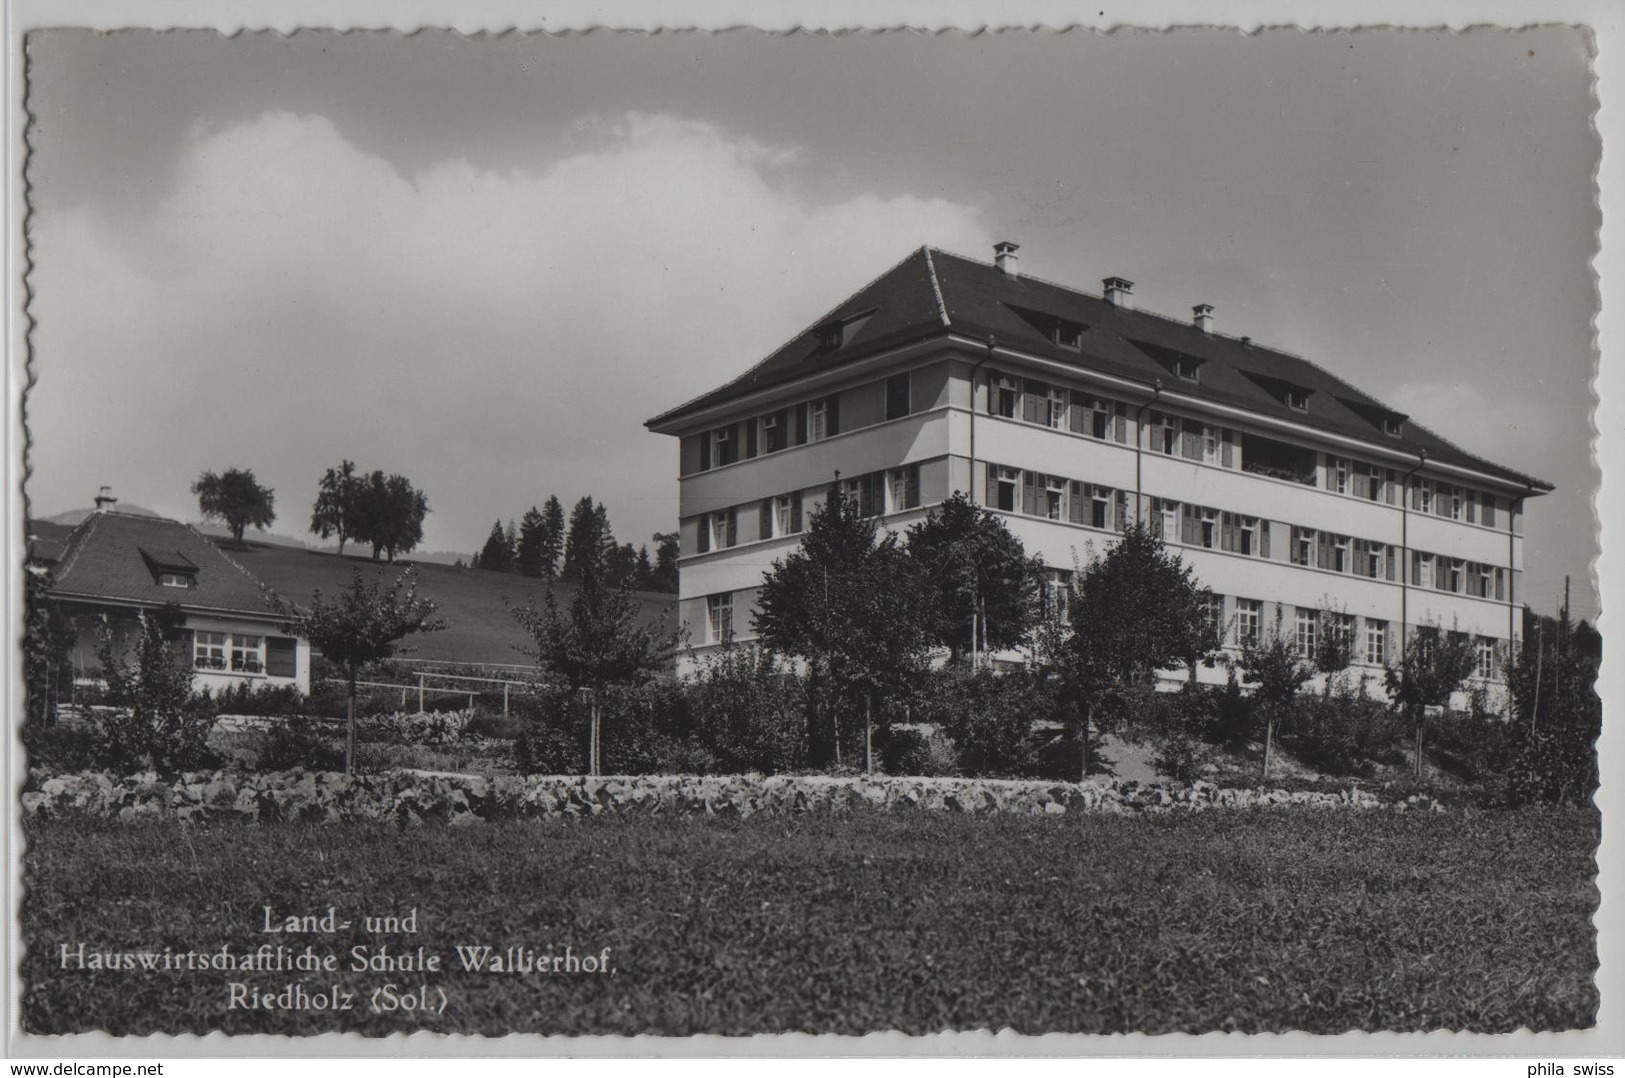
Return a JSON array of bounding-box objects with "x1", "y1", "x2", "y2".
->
[
  {"x1": 1281, "y1": 687, "x2": 1406, "y2": 777},
  {"x1": 1152, "y1": 728, "x2": 1213, "y2": 784},
  {"x1": 22, "y1": 723, "x2": 102, "y2": 773},
  {"x1": 879, "y1": 726, "x2": 960, "y2": 777},
  {"x1": 513, "y1": 686, "x2": 588, "y2": 775},
  {"x1": 204, "y1": 682, "x2": 307, "y2": 719},
  {"x1": 255, "y1": 715, "x2": 346, "y2": 772},
  {"x1": 683, "y1": 646, "x2": 808, "y2": 773},
  {"x1": 92, "y1": 613, "x2": 218, "y2": 773},
  {"x1": 912, "y1": 665, "x2": 1056, "y2": 778}
]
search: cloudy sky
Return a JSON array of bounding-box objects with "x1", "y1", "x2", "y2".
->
[{"x1": 23, "y1": 28, "x2": 1599, "y2": 616}]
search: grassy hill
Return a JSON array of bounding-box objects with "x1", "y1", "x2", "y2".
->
[{"x1": 219, "y1": 539, "x2": 678, "y2": 669}]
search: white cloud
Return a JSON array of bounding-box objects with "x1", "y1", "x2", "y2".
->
[{"x1": 28, "y1": 110, "x2": 990, "y2": 552}]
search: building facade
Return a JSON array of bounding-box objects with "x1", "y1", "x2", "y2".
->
[
  {"x1": 646, "y1": 244, "x2": 1551, "y2": 692},
  {"x1": 45, "y1": 505, "x2": 313, "y2": 695}
]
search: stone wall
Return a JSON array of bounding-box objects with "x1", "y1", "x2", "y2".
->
[{"x1": 21, "y1": 769, "x2": 1444, "y2": 825}]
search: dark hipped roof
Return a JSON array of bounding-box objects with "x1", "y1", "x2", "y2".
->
[
  {"x1": 48, "y1": 510, "x2": 282, "y2": 620},
  {"x1": 646, "y1": 246, "x2": 1551, "y2": 492}
]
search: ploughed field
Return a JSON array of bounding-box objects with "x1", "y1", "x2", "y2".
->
[{"x1": 22, "y1": 809, "x2": 1597, "y2": 1036}]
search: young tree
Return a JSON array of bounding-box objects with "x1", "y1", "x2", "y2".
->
[
  {"x1": 633, "y1": 545, "x2": 655, "y2": 591},
  {"x1": 93, "y1": 610, "x2": 214, "y2": 772},
  {"x1": 650, "y1": 530, "x2": 680, "y2": 593},
  {"x1": 309, "y1": 460, "x2": 362, "y2": 554},
  {"x1": 1312, "y1": 603, "x2": 1356, "y2": 700},
  {"x1": 192, "y1": 467, "x2": 276, "y2": 547},
  {"x1": 477, "y1": 519, "x2": 514, "y2": 573},
  {"x1": 1063, "y1": 523, "x2": 1206, "y2": 778},
  {"x1": 350, "y1": 471, "x2": 430, "y2": 563},
  {"x1": 266, "y1": 569, "x2": 444, "y2": 774},
  {"x1": 510, "y1": 571, "x2": 663, "y2": 776},
  {"x1": 1235, "y1": 610, "x2": 1315, "y2": 778},
  {"x1": 23, "y1": 571, "x2": 76, "y2": 728},
  {"x1": 905, "y1": 493, "x2": 1042, "y2": 662},
  {"x1": 755, "y1": 490, "x2": 932, "y2": 769},
  {"x1": 516, "y1": 506, "x2": 548, "y2": 577},
  {"x1": 1385, "y1": 619, "x2": 1477, "y2": 780}
]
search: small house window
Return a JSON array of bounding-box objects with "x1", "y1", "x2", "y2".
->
[
  {"x1": 885, "y1": 372, "x2": 911, "y2": 421},
  {"x1": 158, "y1": 571, "x2": 194, "y2": 589},
  {"x1": 231, "y1": 634, "x2": 265, "y2": 674},
  {"x1": 1053, "y1": 321, "x2": 1084, "y2": 350},
  {"x1": 194, "y1": 631, "x2": 227, "y2": 671},
  {"x1": 1235, "y1": 599, "x2": 1262, "y2": 645},
  {"x1": 991, "y1": 374, "x2": 1019, "y2": 418},
  {"x1": 1176, "y1": 358, "x2": 1201, "y2": 383},
  {"x1": 1365, "y1": 620, "x2": 1388, "y2": 665},
  {"x1": 707, "y1": 593, "x2": 734, "y2": 645},
  {"x1": 1287, "y1": 387, "x2": 1310, "y2": 411},
  {"x1": 1383, "y1": 416, "x2": 1404, "y2": 436}
]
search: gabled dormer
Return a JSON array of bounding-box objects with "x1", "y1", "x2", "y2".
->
[
  {"x1": 1241, "y1": 370, "x2": 1316, "y2": 413},
  {"x1": 1337, "y1": 396, "x2": 1408, "y2": 438},
  {"x1": 1127, "y1": 338, "x2": 1207, "y2": 385},
  {"x1": 1006, "y1": 304, "x2": 1089, "y2": 352},
  {"x1": 137, "y1": 547, "x2": 199, "y2": 589},
  {"x1": 812, "y1": 307, "x2": 878, "y2": 354}
]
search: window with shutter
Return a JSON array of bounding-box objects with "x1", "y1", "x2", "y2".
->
[
  {"x1": 1221, "y1": 428, "x2": 1235, "y2": 468},
  {"x1": 698, "y1": 434, "x2": 712, "y2": 471},
  {"x1": 1482, "y1": 496, "x2": 1497, "y2": 527},
  {"x1": 696, "y1": 519, "x2": 710, "y2": 554},
  {"x1": 760, "y1": 501, "x2": 774, "y2": 540},
  {"x1": 267, "y1": 636, "x2": 298, "y2": 678},
  {"x1": 796, "y1": 404, "x2": 809, "y2": 445},
  {"x1": 1023, "y1": 380, "x2": 1045, "y2": 423},
  {"x1": 826, "y1": 396, "x2": 841, "y2": 437},
  {"x1": 745, "y1": 422, "x2": 758, "y2": 459},
  {"x1": 1022, "y1": 472, "x2": 1039, "y2": 515},
  {"x1": 1181, "y1": 504, "x2": 1198, "y2": 545},
  {"x1": 726, "y1": 508, "x2": 738, "y2": 548},
  {"x1": 1069, "y1": 481, "x2": 1086, "y2": 524}
]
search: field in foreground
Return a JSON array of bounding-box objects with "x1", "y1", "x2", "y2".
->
[{"x1": 22, "y1": 809, "x2": 1598, "y2": 1037}]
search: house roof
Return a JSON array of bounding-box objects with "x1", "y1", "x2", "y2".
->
[
  {"x1": 26, "y1": 519, "x2": 75, "y2": 566},
  {"x1": 646, "y1": 246, "x2": 1552, "y2": 493},
  {"x1": 47, "y1": 510, "x2": 283, "y2": 620}
]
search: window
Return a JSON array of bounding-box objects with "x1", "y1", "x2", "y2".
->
[
  {"x1": 885, "y1": 372, "x2": 911, "y2": 421},
  {"x1": 1235, "y1": 599, "x2": 1262, "y2": 645},
  {"x1": 888, "y1": 466, "x2": 921, "y2": 513},
  {"x1": 1199, "y1": 507, "x2": 1219, "y2": 549},
  {"x1": 1415, "y1": 479, "x2": 1434, "y2": 515},
  {"x1": 1153, "y1": 498, "x2": 1179, "y2": 542},
  {"x1": 1383, "y1": 416, "x2": 1404, "y2": 437},
  {"x1": 1046, "y1": 386, "x2": 1067, "y2": 429},
  {"x1": 1329, "y1": 456, "x2": 1350, "y2": 495},
  {"x1": 1291, "y1": 526, "x2": 1315, "y2": 567},
  {"x1": 1326, "y1": 613, "x2": 1355, "y2": 658},
  {"x1": 1357, "y1": 539, "x2": 1382, "y2": 579},
  {"x1": 1201, "y1": 425, "x2": 1222, "y2": 465},
  {"x1": 809, "y1": 400, "x2": 830, "y2": 442},
  {"x1": 1053, "y1": 321, "x2": 1084, "y2": 350},
  {"x1": 1365, "y1": 619, "x2": 1388, "y2": 665},
  {"x1": 1446, "y1": 559, "x2": 1464, "y2": 594},
  {"x1": 1199, "y1": 593, "x2": 1225, "y2": 641},
  {"x1": 231, "y1": 634, "x2": 265, "y2": 674},
  {"x1": 1476, "y1": 637, "x2": 1497, "y2": 680},
  {"x1": 158, "y1": 571, "x2": 194, "y2": 588},
  {"x1": 773, "y1": 493, "x2": 802, "y2": 538},
  {"x1": 710, "y1": 509, "x2": 736, "y2": 551},
  {"x1": 991, "y1": 374, "x2": 1019, "y2": 418},
  {"x1": 1444, "y1": 485, "x2": 1464, "y2": 520},
  {"x1": 1042, "y1": 475, "x2": 1066, "y2": 520},
  {"x1": 1151, "y1": 412, "x2": 1179, "y2": 455},
  {"x1": 713, "y1": 426, "x2": 738, "y2": 466},
  {"x1": 990, "y1": 466, "x2": 1019, "y2": 512},
  {"x1": 1287, "y1": 387, "x2": 1310, "y2": 411},
  {"x1": 1364, "y1": 463, "x2": 1384, "y2": 501},
  {"x1": 194, "y1": 631, "x2": 227, "y2": 671},
  {"x1": 707, "y1": 593, "x2": 734, "y2": 645},
  {"x1": 1331, "y1": 535, "x2": 1351, "y2": 574},
  {"x1": 1482, "y1": 496, "x2": 1497, "y2": 528},
  {"x1": 1414, "y1": 553, "x2": 1434, "y2": 590},
  {"x1": 844, "y1": 473, "x2": 885, "y2": 518},
  {"x1": 1295, "y1": 609, "x2": 1318, "y2": 659},
  {"x1": 1043, "y1": 569, "x2": 1073, "y2": 619},
  {"x1": 759, "y1": 412, "x2": 786, "y2": 454},
  {"x1": 1091, "y1": 486, "x2": 1112, "y2": 530},
  {"x1": 1176, "y1": 357, "x2": 1201, "y2": 383}
]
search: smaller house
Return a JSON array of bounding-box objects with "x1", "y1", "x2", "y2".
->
[{"x1": 45, "y1": 504, "x2": 311, "y2": 694}]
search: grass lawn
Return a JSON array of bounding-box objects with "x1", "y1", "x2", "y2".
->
[{"x1": 21, "y1": 809, "x2": 1597, "y2": 1037}]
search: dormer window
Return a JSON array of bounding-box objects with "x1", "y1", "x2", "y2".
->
[
  {"x1": 157, "y1": 571, "x2": 195, "y2": 589},
  {"x1": 139, "y1": 547, "x2": 199, "y2": 589},
  {"x1": 1176, "y1": 357, "x2": 1201, "y2": 383},
  {"x1": 1383, "y1": 416, "x2": 1404, "y2": 437},
  {"x1": 1053, "y1": 321, "x2": 1085, "y2": 350},
  {"x1": 813, "y1": 308, "x2": 876, "y2": 353},
  {"x1": 1287, "y1": 387, "x2": 1311, "y2": 412}
]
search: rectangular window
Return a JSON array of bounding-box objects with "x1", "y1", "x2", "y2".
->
[
  {"x1": 1047, "y1": 386, "x2": 1067, "y2": 429},
  {"x1": 231, "y1": 634, "x2": 264, "y2": 674},
  {"x1": 1023, "y1": 379, "x2": 1048, "y2": 424},
  {"x1": 885, "y1": 372, "x2": 911, "y2": 420},
  {"x1": 1476, "y1": 637, "x2": 1497, "y2": 680},
  {"x1": 991, "y1": 374, "x2": 1019, "y2": 418},
  {"x1": 844, "y1": 473, "x2": 885, "y2": 519},
  {"x1": 1054, "y1": 323, "x2": 1084, "y2": 350},
  {"x1": 1415, "y1": 479, "x2": 1434, "y2": 514},
  {"x1": 1291, "y1": 526, "x2": 1315, "y2": 567},
  {"x1": 1447, "y1": 559, "x2": 1464, "y2": 594},
  {"x1": 1295, "y1": 609, "x2": 1318, "y2": 660},
  {"x1": 1235, "y1": 599, "x2": 1262, "y2": 645},
  {"x1": 707, "y1": 593, "x2": 734, "y2": 645},
  {"x1": 1365, "y1": 619, "x2": 1388, "y2": 665},
  {"x1": 774, "y1": 493, "x2": 802, "y2": 537},
  {"x1": 158, "y1": 572, "x2": 193, "y2": 588},
  {"x1": 714, "y1": 425, "x2": 738, "y2": 466},
  {"x1": 1327, "y1": 613, "x2": 1355, "y2": 658},
  {"x1": 1415, "y1": 553, "x2": 1434, "y2": 590},
  {"x1": 990, "y1": 466, "x2": 1019, "y2": 512},
  {"x1": 1365, "y1": 464, "x2": 1384, "y2": 501},
  {"x1": 1044, "y1": 474, "x2": 1066, "y2": 520},
  {"x1": 1482, "y1": 496, "x2": 1497, "y2": 528},
  {"x1": 1330, "y1": 456, "x2": 1350, "y2": 495},
  {"x1": 760, "y1": 411, "x2": 786, "y2": 454},
  {"x1": 1044, "y1": 569, "x2": 1073, "y2": 620},
  {"x1": 1199, "y1": 593, "x2": 1225, "y2": 641},
  {"x1": 1332, "y1": 535, "x2": 1351, "y2": 574},
  {"x1": 1150, "y1": 411, "x2": 1178, "y2": 455},
  {"x1": 809, "y1": 400, "x2": 830, "y2": 442},
  {"x1": 888, "y1": 465, "x2": 921, "y2": 513},
  {"x1": 1201, "y1": 426, "x2": 1221, "y2": 465},
  {"x1": 1091, "y1": 486, "x2": 1111, "y2": 530},
  {"x1": 194, "y1": 631, "x2": 227, "y2": 671},
  {"x1": 710, "y1": 509, "x2": 737, "y2": 551},
  {"x1": 1153, "y1": 498, "x2": 1179, "y2": 542}
]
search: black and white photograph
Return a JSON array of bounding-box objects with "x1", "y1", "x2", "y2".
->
[{"x1": 8, "y1": 5, "x2": 1611, "y2": 1056}]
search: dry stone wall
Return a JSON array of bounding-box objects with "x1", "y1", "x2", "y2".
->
[{"x1": 21, "y1": 769, "x2": 1445, "y2": 825}]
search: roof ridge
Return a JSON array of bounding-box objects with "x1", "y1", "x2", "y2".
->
[
  {"x1": 50, "y1": 512, "x2": 101, "y2": 582},
  {"x1": 923, "y1": 245, "x2": 951, "y2": 328}
]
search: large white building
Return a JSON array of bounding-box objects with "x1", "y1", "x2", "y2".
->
[{"x1": 645, "y1": 244, "x2": 1551, "y2": 690}]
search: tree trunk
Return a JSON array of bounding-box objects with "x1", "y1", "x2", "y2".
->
[
  {"x1": 1413, "y1": 713, "x2": 1425, "y2": 780},
  {"x1": 1262, "y1": 712, "x2": 1274, "y2": 779},
  {"x1": 589, "y1": 692, "x2": 601, "y2": 776},
  {"x1": 864, "y1": 691, "x2": 873, "y2": 777},
  {"x1": 1078, "y1": 699, "x2": 1092, "y2": 781},
  {"x1": 345, "y1": 674, "x2": 358, "y2": 776}
]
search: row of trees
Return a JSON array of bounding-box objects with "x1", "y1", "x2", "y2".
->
[
  {"x1": 472, "y1": 495, "x2": 678, "y2": 593},
  {"x1": 191, "y1": 463, "x2": 432, "y2": 563}
]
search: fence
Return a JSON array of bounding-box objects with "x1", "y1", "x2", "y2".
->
[{"x1": 325, "y1": 670, "x2": 535, "y2": 720}]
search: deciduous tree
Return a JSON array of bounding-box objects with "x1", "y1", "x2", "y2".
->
[
  {"x1": 1236, "y1": 610, "x2": 1315, "y2": 778},
  {"x1": 93, "y1": 610, "x2": 214, "y2": 772},
  {"x1": 192, "y1": 468, "x2": 276, "y2": 547},
  {"x1": 755, "y1": 489, "x2": 932, "y2": 769},
  {"x1": 350, "y1": 471, "x2": 429, "y2": 563},
  {"x1": 905, "y1": 493, "x2": 1042, "y2": 662},
  {"x1": 309, "y1": 460, "x2": 362, "y2": 554},
  {"x1": 1385, "y1": 618, "x2": 1477, "y2": 780},
  {"x1": 266, "y1": 569, "x2": 444, "y2": 773}
]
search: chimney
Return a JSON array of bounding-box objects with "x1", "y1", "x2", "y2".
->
[
  {"x1": 1103, "y1": 276, "x2": 1135, "y2": 310},
  {"x1": 1193, "y1": 303, "x2": 1214, "y2": 335},
  {"x1": 993, "y1": 241, "x2": 1020, "y2": 277},
  {"x1": 94, "y1": 485, "x2": 118, "y2": 512}
]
